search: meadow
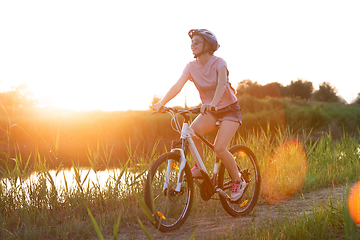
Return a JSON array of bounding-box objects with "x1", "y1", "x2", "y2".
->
[
  {"x1": 1, "y1": 97, "x2": 360, "y2": 239},
  {"x1": 2, "y1": 96, "x2": 360, "y2": 168}
]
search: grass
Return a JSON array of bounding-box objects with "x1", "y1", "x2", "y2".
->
[
  {"x1": 2, "y1": 98, "x2": 360, "y2": 169},
  {"x1": 0, "y1": 154, "x2": 148, "y2": 239},
  {"x1": 1, "y1": 128, "x2": 360, "y2": 239},
  {"x1": 305, "y1": 132, "x2": 360, "y2": 191},
  {"x1": 210, "y1": 185, "x2": 360, "y2": 240},
  {"x1": 1, "y1": 99, "x2": 360, "y2": 239}
]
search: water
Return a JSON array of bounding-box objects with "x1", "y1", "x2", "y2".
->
[{"x1": 1, "y1": 167, "x2": 139, "y2": 193}]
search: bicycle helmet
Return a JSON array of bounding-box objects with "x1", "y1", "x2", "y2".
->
[{"x1": 188, "y1": 29, "x2": 220, "y2": 54}]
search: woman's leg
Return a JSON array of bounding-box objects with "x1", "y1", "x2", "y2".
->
[
  {"x1": 190, "y1": 113, "x2": 217, "y2": 161},
  {"x1": 213, "y1": 120, "x2": 241, "y2": 181}
]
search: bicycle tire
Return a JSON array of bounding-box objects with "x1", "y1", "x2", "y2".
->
[
  {"x1": 218, "y1": 145, "x2": 261, "y2": 216},
  {"x1": 144, "y1": 152, "x2": 193, "y2": 232}
]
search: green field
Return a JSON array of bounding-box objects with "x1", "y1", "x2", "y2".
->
[
  {"x1": 1, "y1": 98, "x2": 360, "y2": 239},
  {"x1": 2, "y1": 97, "x2": 360, "y2": 168}
]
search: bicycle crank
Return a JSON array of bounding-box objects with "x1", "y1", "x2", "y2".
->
[
  {"x1": 199, "y1": 170, "x2": 215, "y2": 201},
  {"x1": 199, "y1": 181, "x2": 213, "y2": 201}
]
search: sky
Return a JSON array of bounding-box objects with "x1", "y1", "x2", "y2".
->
[{"x1": 0, "y1": 0, "x2": 359, "y2": 111}]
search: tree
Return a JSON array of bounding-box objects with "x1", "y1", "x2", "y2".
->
[
  {"x1": 288, "y1": 79, "x2": 313, "y2": 100},
  {"x1": 236, "y1": 80, "x2": 261, "y2": 97},
  {"x1": 278, "y1": 79, "x2": 313, "y2": 100},
  {"x1": 236, "y1": 80, "x2": 281, "y2": 99},
  {"x1": 312, "y1": 82, "x2": 339, "y2": 102},
  {"x1": 262, "y1": 82, "x2": 281, "y2": 98},
  {"x1": 0, "y1": 84, "x2": 38, "y2": 109}
]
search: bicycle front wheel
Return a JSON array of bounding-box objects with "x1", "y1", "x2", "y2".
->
[
  {"x1": 144, "y1": 152, "x2": 193, "y2": 232},
  {"x1": 218, "y1": 145, "x2": 261, "y2": 216}
]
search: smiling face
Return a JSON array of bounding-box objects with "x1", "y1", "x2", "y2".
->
[
  {"x1": 191, "y1": 34, "x2": 214, "y2": 58},
  {"x1": 191, "y1": 35, "x2": 206, "y2": 56}
]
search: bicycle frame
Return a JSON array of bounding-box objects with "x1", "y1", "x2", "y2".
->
[{"x1": 166, "y1": 120, "x2": 218, "y2": 193}]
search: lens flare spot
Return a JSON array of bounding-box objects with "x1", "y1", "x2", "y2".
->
[
  {"x1": 157, "y1": 211, "x2": 166, "y2": 220},
  {"x1": 262, "y1": 139, "x2": 308, "y2": 203},
  {"x1": 170, "y1": 163, "x2": 179, "y2": 170},
  {"x1": 347, "y1": 181, "x2": 360, "y2": 227},
  {"x1": 236, "y1": 151, "x2": 246, "y2": 158}
]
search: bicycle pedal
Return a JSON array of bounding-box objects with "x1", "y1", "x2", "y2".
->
[
  {"x1": 216, "y1": 188, "x2": 230, "y2": 199},
  {"x1": 191, "y1": 168, "x2": 203, "y2": 179}
]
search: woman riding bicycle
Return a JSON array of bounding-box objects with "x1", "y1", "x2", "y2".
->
[{"x1": 153, "y1": 29, "x2": 246, "y2": 202}]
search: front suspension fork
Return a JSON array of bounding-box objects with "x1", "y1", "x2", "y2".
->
[{"x1": 163, "y1": 149, "x2": 187, "y2": 193}]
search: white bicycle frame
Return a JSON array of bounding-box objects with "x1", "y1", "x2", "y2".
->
[
  {"x1": 158, "y1": 108, "x2": 230, "y2": 200},
  {"x1": 164, "y1": 121, "x2": 219, "y2": 193}
]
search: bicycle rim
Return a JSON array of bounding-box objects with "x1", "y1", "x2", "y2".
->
[
  {"x1": 144, "y1": 152, "x2": 193, "y2": 232},
  {"x1": 218, "y1": 145, "x2": 261, "y2": 216}
]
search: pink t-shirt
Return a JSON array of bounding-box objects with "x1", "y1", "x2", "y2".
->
[{"x1": 182, "y1": 56, "x2": 238, "y2": 109}]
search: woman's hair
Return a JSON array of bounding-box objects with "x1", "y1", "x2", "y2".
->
[{"x1": 204, "y1": 40, "x2": 215, "y2": 55}]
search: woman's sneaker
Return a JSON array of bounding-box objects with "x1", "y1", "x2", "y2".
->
[
  {"x1": 191, "y1": 165, "x2": 203, "y2": 179},
  {"x1": 231, "y1": 178, "x2": 247, "y2": 202}
]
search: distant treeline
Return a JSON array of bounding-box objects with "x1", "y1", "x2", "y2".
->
[
  {"x1": 236, "y1": 79, "x2": 359, "y2": 103},
  {"x1": 1, "y1": 80, "x2": 360, "y2": 169},
  {"x1": 2, "y1": 79, "x2": 360, "y2": 111}
]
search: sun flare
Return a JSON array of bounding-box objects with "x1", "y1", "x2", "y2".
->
[
  {"x1": 348, "y1": 181, "x2": 360, "y2": 227},
  {"x1": 262, "y1": 139, "x2": 308, "y2": 203}
]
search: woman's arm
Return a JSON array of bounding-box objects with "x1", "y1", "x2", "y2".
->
[
  {"x1": 153, "y1": 75, "x2": 188, "y2": 111},
  {"x1": 211, "y1": 66, "x2": 228, "y2": 106},
  {"x1": 201, "y1": 66, "x2": 228, "y2": 113}
]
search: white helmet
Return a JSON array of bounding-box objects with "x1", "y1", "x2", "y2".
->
[{"x1": 188, "y1": 29, "x2": 220, "y2": 52}]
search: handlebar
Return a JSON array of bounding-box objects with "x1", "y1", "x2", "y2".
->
[
  {"x1": 159, "y1": 107, "x2": 200, "y2": 114},
  {"x1": 153, "y1": 106, "x2": 216, "y2": 133},
  {"x1": 154, "y1": 106, "x2": 216, "y2": 115},
  {"x1": 153, "y1": 106, "x2": 217, "y2": 123}
]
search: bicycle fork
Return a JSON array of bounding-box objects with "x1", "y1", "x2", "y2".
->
[{"x1": 163, "y1": 148, "x2": 187, "y2": 193}]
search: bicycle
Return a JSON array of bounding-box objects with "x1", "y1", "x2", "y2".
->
[{"x1": 144, "y1": 107, "x2": 261, "y2": 232}]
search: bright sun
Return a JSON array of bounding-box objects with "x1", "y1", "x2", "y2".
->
[{"x1": 1, "y1": 1, "x2": 360, "y2": 111}]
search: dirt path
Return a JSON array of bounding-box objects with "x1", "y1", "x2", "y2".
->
[{"x1": 113, "y1": 184, "x2": 346, "y2": 240}]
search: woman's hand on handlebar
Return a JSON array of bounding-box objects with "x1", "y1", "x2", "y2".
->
[
  {"x1": 153, "y1": 102, "x2": 165, "y2": 112},
  {"x1": 200, "y1": 103, "x2": 217, "y2": 115}
]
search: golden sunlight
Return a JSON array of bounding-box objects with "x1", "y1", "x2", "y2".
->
[
  {"x1": 261, "y1": 139, "x2": 308, "y2": 203},
  {"x1": 33, "y1": 81, "x2": 147, "y2": 111}
]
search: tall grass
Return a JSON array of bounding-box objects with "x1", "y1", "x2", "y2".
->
[
  {"x1": 2, "y1": 98, "x2": 360, "y2": 170},
  {"x1": 3, "y1": 126, "x2": 359, "y2": 239},
  {"x1": 304, "y1": 132, "x2": 360, "y2": 191},
  {"x1": 0, "y1": 138, "x2": 153, "y2": 239},
  {"x1": 1, "y1": 100, "x2": 360, "y2": 239},
  {"x1": 0, "y1": 156, "x2": 150, "y2": 239},
  {"x1": 211, "y1": 189, "x2": 358, "y2": 239}
]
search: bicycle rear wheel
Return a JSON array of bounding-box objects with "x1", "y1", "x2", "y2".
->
[
  {"x1": 218, "y1": 145, "x2": 261, "y2": 216},
  {"x1": 144, "y1": 152, "x2": 193, "y2": 232}
]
